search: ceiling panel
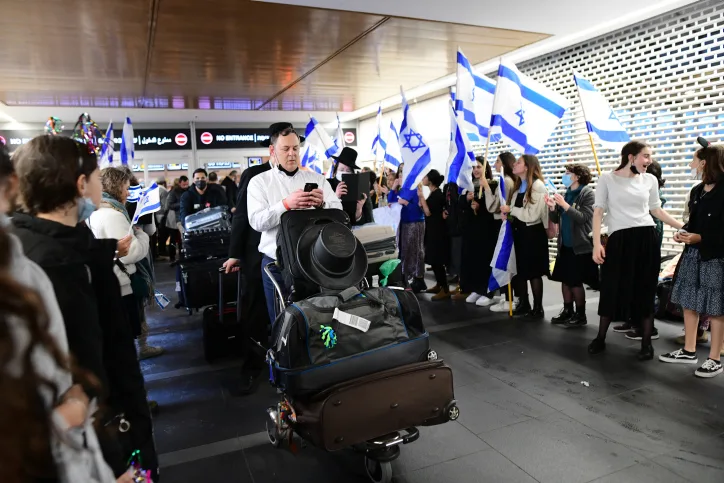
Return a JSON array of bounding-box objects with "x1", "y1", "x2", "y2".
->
[
  {"x1": 0, "y1": 0, "x2": 150, "y2": 104},
  {"x1": 273, "y1": 17, "x2": 547, "y2": 108}
]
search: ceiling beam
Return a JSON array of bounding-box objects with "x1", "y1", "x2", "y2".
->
[{"x1": 142, "y1": 0, "x2": 162, "y2": 100}]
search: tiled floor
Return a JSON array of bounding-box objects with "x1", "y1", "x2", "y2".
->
[{"x1": 145, "y1": 264, "x2": 724, "y2": 482}]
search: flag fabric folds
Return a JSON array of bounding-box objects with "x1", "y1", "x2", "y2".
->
[
  {"x1": 490, "y1": 61, "x2": 568, "y2": 155},
  {"x1": 574, "y1": 72, "x2": 630, "y2": 150},
  {"x1": 302, "y1": 116, "x2": 340, "y2": 175},
  {"x1": 488, "y1": 175, "x2": 517, "y2": 292},
  {"x1": 399, "y1": 87, "x2": 433, "y2": 191},
  {"x1": 383, "y1": 121, "x2": 402, "y2": 172},
  {"x1": 130, "y1": 182, "x2": 161, "y2": 225},
  {"x1": 126, "y1": 184, "x2": 143, "y2": 203},
  {"x1": 446, "y1": 104, "x2": 477, "y2": 193},
  {"x1": 98, "y1": 121, "x2": 114, "y2": 169},
  {"x1": 326, "y1": 113, "x2": 346, "y2": 177},
  {"x1": 120, "y1": 117, "x2": 134, "y2": 166},
  {"x1": 455, "y1": 48, "x2": 497, "y2": 143},
  {"x1": 371, "y1": 105, "x2": 386, "y2": 162}
]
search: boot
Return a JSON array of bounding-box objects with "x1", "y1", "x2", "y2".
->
[
  {"x1": 426, "y1": 285, "x2": 441, "y2": 294},
  {"x1": 411, "y1": 278, "x2": 428, "y2": 294},
  {"x1": 513, "y1": 299, "x2": 532, "y2": 317},
  {"x1": 431, "y1": 288, "x2": 451, "y2": 301},
  {"x1": 137, "y1": 336, "x2": 164, "y2": 360},
  {"x1": 565, "y1": 311, "x2": 588, "y2": 328},
  {"x1": 551, "y1": 305, "x2": 573, "y2": 325}
]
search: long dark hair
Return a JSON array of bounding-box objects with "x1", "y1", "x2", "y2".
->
[
  {"x1": 474, "y1": 156, "x2": 494, "y2": 181},
  {"x1": 696, "y1": 144, "x2": 724, "y2": 185},
  {"x1": 512, "y1": 155, "x2": 544, "y2": 204},
  {"x1": 498, "y1": 152, "x2": 517, "y2": 180},
  {"x1": 615, "y1": 140, "x2": 649, "y2": 171}
]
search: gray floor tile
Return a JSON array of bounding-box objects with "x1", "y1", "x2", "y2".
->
[
  {"x1": 651, "y1": 434, "x2": 724, "y2": 483},
  {"x1": 479, "y1": 412, "x2": 645, "y2": 483},
  {"x1": 589, "y1": 460, "x2": 689, "y2": 483},
  {"x1": 395, "y1": 449, "x2": 538, "y2": 483},
  {"x1": 161, "y1": 451, "x2": 252, "y2": 483}
]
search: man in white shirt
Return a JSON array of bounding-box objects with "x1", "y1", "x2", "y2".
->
[{"x1": 247, "y1": 123, "x2": 342, "y2": 323}]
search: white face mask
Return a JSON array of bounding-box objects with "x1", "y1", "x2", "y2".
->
[
  {"x1": 335, "y1": 171, "x2": 344, "y2": 182},
  {"x1": 691, "y1": 168, "x2": 702, "y2": 180}
]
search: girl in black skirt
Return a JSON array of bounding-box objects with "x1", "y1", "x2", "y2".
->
[
  {"x1": 420, "y1": 170, "x2": 450, "y2": 300},
  {"x1": 589, "y1": 141, "x2": 684, "y2": 360},
  {"x1": 547, "y1": 163, "x2": 598, "y2": 328},
  {"x1": 660, "y1": 141, "x2": 724, "y2": 377},
  {"x1": 455, "y1": 158, "x2": 502, "y2": 305},
  {"x1": 500, "y1": 155, "x2": 550, "y2": 319}
]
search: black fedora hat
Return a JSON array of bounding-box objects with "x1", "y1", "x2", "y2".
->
[
  {"x1": 297, "y1": 221, "x2": 368, "y2": 290},
  {"x1": 331, "y1": 147, "x2": 360, "y2": 170},
  {"x1": 259, "y1": 122, "x2": 305, "y2": 147}
]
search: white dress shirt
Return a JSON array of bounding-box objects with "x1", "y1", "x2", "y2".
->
[{"x1": 247, "y1": 167, "x2": 343, "y2": 260}]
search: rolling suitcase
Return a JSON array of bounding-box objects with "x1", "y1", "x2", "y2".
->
[
  {"x1": 180, "y1": 258, "x2": 238, "y2": 309},
  {"x1": 269, "y1": 286, "x2": 431, "y2": 396},
  {"x1": 293, "y1": 360, "x2": 458, "y2": 451},
  {"x1": 202, "y1": 268, "x2": 242, "y2": 362}
]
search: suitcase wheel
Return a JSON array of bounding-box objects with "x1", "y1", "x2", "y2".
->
[
  {"x1": 364, "y1": 456, "x2": 392, "y2": 483},
  {"x1": 427, "y1": 349, "x2": 438, "y2": 361},
  {"x1": 446, "y1": 402, "x2": 460, "y2": 422}
]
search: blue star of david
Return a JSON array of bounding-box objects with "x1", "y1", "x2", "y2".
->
[
  {"x1": 515, "y1": 108, "x2": 525, "y2": 127},
  {"x1": 608, "y1": 109, "x2": 618, "y2": 121},
  {"x1": 403, "y1": 130, "x2": 426, "y2": 153}
]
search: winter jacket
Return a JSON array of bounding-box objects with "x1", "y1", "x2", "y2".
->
[{"x1": 179, "y1": 185, "x2": 228, "y2": 227}]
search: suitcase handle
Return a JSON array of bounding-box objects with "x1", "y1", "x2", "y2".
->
[{"x1": 217, "y1": 267, "x2": 242, "y2": 324}]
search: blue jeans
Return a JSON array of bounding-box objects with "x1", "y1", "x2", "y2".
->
[{"x1": 261, "y1": 255, "x2": 288, "y2": 325}]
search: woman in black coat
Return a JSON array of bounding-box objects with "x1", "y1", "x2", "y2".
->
[
  {"x1": 420, "y1": 170, "x2": 450, "y2": 300},
  {"x1": 12, "y1": 136, "x2": 158, "y2": 481}
]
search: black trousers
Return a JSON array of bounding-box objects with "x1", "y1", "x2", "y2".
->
[{"x1": 240, "y1": 249, "x2": 270, "y2": 372}]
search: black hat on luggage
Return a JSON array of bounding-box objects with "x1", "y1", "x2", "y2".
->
[
  {"x1": 331, "y1": 147, "x2": 360, "y2": 170},
  {"x1": 259, "y1": 122, "x2": 305, "y2": 147},
  {"x1": 297, "y1": 222, "x2": 368, "y2": 290}
]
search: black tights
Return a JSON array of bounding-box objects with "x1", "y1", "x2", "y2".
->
[
  {"x1": 515, "y1": 276, "x2": 543, "y2": 310},
  {"x1": 597, "y1": 314, "x2": 655, "y2": 347},
  {"x1": 431, "y1": 264, "x2": 448, "y2": 292},
  {"x1": 561, "y1": 283, "x2": 586, "y2": 312}
]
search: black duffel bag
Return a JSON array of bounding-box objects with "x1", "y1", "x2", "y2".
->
[{"x1": 269, "y1": 286, "x2": 429, "y2": 397}]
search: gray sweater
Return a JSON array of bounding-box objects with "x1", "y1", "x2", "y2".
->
[{"x1": 549, "y1": 185, "x2": 595, "y2": 255}]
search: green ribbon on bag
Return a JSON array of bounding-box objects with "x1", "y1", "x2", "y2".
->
[{"x1": 378, "y1": 259, "x2": 401, "y2": 287}]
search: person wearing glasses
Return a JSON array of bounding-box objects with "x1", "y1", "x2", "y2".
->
[{"x1": 246, "y1": 123, "x2": 343, "y2": 324}]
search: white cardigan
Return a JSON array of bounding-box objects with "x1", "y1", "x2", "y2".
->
[
  {"x1": 510, "y1": 179, "x2": 549, "y2": 227},
  {"x1": 87, "y1": 203, "x2": 150, "y2": 297}
]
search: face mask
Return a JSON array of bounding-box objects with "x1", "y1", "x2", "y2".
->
[
  {"x1": 691, "y1": 168, "x2": 702, "y2": 180},
  {"x1": 77, "y1": 197, "x2": 96, "y2": 222},
  {"x1": 195, "y1": 180, "x2": 207, "y2": 190},
  {"x1": 336, "y1": 171, "x2": 345, "y2": 182},
  {"x1": 562, "y1": 173, "x2": 573, "y2": 188}
]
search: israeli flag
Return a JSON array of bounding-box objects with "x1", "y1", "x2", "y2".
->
[
  {"x1": 126, "y1": 184, "x2": 142, "y2": 203},
  {"x1": 383, "y1": 121, "x2": 402, "y2": 172},
  {"x1": 119, "y1": 117, "x2": 134, "y2": 165},
  {"x1": 574, "y1": 72, "x2": 630, "y2": 150},
  {"x1": 130, "y1": 182, "x2": 161, "y2": 226},
  {"x1": 303, "y1": 116, "x2": 340, "y2": 175},
  {"x1": 326, "y1": 114, "x2": 346, "y2": 178},
  {"x1": 488, "y1": 175, "x2": 517, "y2": 292},
  {"x1": 491, "y1": 61, "x2": 568, "y2": 154},
  {"x1": 98, "y1": 121, "x2": 114, "y2": 169},
  {"x1": 371, "y1": 105, "x2": 386, "y2": 161},
  {"x1": 455, "y1": 48, "x2": 497, "y2": 143},
  {"x1": 399, "y1": 87, "x2": 432, "y2": 191},
  {"x1": 300, "y1": 143, "x2": 325, "y2": 175},
  {"x1": 446, "y1": 104, "x2": 476, "y2": 193}
]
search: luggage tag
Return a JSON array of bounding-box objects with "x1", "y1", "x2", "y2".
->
[{"x1": 333, "y1": 308, "x2": 371, "y2": 333}]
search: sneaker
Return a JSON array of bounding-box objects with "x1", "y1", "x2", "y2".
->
[
  {"x1": 411, "y1": 279, "x2": 427, "y2": 294},
  {"x1": 466, "y1": 293, "x2": 482, "y2": 304},
  {"x1": 490, "y1": 298, "x2": 519, "y2": 313},
  {"x1": 695, "y1": 359, "x2": 723, "y2": 378},
  {"x1": 475, "y1": 296, "x2": 496, "y2": 307},
  {"x1": 564, "y1": 313, "x2": 588, "y2": 328},
  {"x1": 624, "y1": 328, "x2": 659, "y2": 341},
  {"x1": 451, "y1": 292, "x2": 469, "y2": 301},
  {"x1": 139, "y1": 345, "x2": 165, "y2": 360},
  {"x1": 659, "y1": 349, "x2": 698, "y2": 364},
  {"x1": 551, "y1": 308, "x2": 573, "y2": 325},
  {"x1": 675, "y1": 332, "x2": 709, "y2": 345},
  {"x1": 613, "y1": 323, "x2": 632, "y2": 333}
]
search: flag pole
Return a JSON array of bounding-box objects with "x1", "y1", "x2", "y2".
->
[{"x1": 507, "y1": 278, "x2": 513, "y2": 317}]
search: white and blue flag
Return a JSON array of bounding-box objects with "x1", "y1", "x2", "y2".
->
[
  {"x1": 302, "y1": 116, "x2": 340, "y2": 175},
  {"x1": 98, "y1": 121, "x2": 114, "y2": 169},
  {"x1": 491, "y1": 61, "x2": 568, "y2": 154},
  {"x1": 120, "y1": 117, "x2": 134, "y2": 165},
  {"x1": 130, "y1": 182, "x2": 161, "y2": 226},
  {"x1": 488, "y1": 175, "x2": 517, "y2": 292},
  {"x1": 399, "y1": 87, "x2": 433, "y2": 191},
  {"x1": 126, "y1": 184, "x2": 143, "y2": 203},
  {"x1": 574, "y1": 72, "x2": 630, "y2": 150},
  {"x1": 455, "y1": 48, "x2": 497, "y2": 143},
  {"x1": 383, "y1": 121, "x2": 402, "y2": 172},
  {"x1": 371, "y1": 104, "x2": 386, "y2": 161},
  {"x1": 446, "y1": 104, "x2": 476, "y2": 192},
  {"x1": 326, "y1": 114, "x2": 346, "y2": 178}
]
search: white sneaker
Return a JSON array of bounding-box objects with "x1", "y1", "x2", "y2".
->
[
  {"x1": 476, "y1": 296, "x2": 495, "y2": 307},
  {"x1": 466, "y1": 293, "x2": 482, "y2": 304},
  {"x1": 492, "y1": 294, "x2": 505, "y2": 303},
  {"x1": 490, "y1": 298, "x2": 519, "y2": 313}
]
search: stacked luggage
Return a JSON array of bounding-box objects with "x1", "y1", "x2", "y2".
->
[
  {"x1": 264, "y1": 210, "x2": 457, "y2": 483},
  {"x1": 352, "y1": 224, "x2": 398, "y2": 265}
]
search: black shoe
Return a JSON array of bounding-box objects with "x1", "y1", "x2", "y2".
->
[
  {"x1": 625, "y1": 328, "x2": 660, "y2": 341},
  {"x1": 232, "y1": 370, "x2": 262, "y2": 396},
  {"x1": 174, "y1": 301, "x2": 184, "y2": 310},
  {"x1": 526, "y1": 308, "x2": 545, "y2": 320},
  {"x1": 588, "y1": 338, "x2": 606, "y2": 354},
  {"x1": 411, "y1": 278, "x2": 428, "y2": 294},
  {"x1": 551, "y1": 308, "x2": 573, "y2": 325},
  {"x1": 637, "y1": 344, "x2": 654, "y2": 361},
  {"x1": 513, "y1": 302, "x2": 532, "y2": 317},
  {"x1": 564, "y1": 313, "x2": 588, "y2": 328}
]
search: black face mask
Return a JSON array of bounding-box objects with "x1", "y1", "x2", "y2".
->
[
  {"x1": 195, "y1": 180, "x2": 207, "y2": 190},
  {"x1": 278, "y1": 164, "x2": 298, "y2": 177}
]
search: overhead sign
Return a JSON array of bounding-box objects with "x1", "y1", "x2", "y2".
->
[
  {"x1": 167, "y1": 163, "x2": 190, "y2": 171},
  {"x1": 0, "y1": 129, "x2": 192, "y2": 152},
  {"x1": 344, "y1": 130, "x2": 356, "y2": 145},
  {"x1": 196, "y1": 128, "x2": 271, "y2": 149}
]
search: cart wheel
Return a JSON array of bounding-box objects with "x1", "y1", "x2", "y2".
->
[
  {"x1": 448, "y1": 404, "x2": 460, "y2": 421},
  {"x1": 427, "y1": 349, "x2": 438, "y2": 361},
  {"x1": 266, "y1": 418, "x2": 283, "y2": 448},
  {"x1": 364, "y1": 456, "x2": 393, "y2": 483}
]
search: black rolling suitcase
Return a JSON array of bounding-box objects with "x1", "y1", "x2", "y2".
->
[
  {"x1": 202, "y1": 268, "x2": 243, "y2": 363},
  {"x1": 180, "y1": 258, "x2": 238, "y2": 310}
]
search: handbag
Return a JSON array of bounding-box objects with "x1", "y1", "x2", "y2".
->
[{"x1": 546, "y1": 217, "x2": 559, "y2": 239}]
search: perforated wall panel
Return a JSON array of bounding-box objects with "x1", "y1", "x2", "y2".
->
[{"x1": 478, "y1": 0, "x2": 724, "y2": 256}]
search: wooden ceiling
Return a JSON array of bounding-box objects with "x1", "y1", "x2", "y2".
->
[{"x1": 0, "y1": 0, "x2": 548, "y2": 111}]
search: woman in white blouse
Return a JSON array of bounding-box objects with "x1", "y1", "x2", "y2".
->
[{"x1": 589, "y1": 141, "x2": 683, "y2": 360}]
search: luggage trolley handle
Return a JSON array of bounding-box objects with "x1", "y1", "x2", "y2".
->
[{"x1": 217, "y1": 267, "x2": 242, "y2": 324}]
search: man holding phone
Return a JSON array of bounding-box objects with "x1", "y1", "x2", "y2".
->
[{"x1": 247, "y1": 123, "x2": 342, "y2": 324}]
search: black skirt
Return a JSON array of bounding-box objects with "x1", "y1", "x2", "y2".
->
[
  {"x1": 512, "y1": 219, "x2": 550, "y2": 280},
  {"x1": 598, "y1": 226, "x2": 660, "y2": 320},
  {"x1": 460, "y1": 218, "x2": 501, "y2": 295},
  {"x1": 550, "y1": 245, "x2": 599, "y2": 289}
]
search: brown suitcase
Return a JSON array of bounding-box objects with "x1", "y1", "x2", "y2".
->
[{"x1": 292, "y1": 360, "x2": 457, "y2": 451}]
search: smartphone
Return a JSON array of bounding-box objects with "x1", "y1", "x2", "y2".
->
[
  {"x1": 677, "y1": 228, "x2": 688, "y2": 234},
  {"x1": 304, "y1": 183, "x2": 318, "y2": 192}
]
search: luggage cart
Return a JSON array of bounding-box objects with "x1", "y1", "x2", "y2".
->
[{"x1": 262, "y1": 261, "x2": 459, "y2": 483}]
